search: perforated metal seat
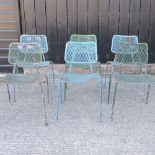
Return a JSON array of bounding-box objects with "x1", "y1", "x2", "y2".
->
[{"x1": 56, "y1": 41, "x2": 103, "y2": 121}]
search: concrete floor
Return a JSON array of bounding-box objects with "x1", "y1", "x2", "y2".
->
[{"x1": 0, "y1": 65, "x2": 155, "y2": 155}]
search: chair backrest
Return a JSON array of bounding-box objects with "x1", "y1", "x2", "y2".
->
[
  {"x1": 115, "y1": 42, "x2": 148, "y2": 64},
  {"x1": 111, "y1": 35, "x2": 138, "y2": 53},
  {"x1": 70, "y1": 34, "x2": 97, "y2": 44},
  {"x1": 65, "y1": 41, "x2": 98, "y2": 64},
  {"x1": 20, "y1": 34, "x2": 48, "y2": 53},
  {"x1": 8, "y1": 42, "x2": 43, "y2": 66}
]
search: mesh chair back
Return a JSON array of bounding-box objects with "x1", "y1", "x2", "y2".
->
[
  {"x1": 111, "y1": 35, "x2": 138, "y2": 53},
  {"x1": 65, "y1": 42, "x2": 97, "y2": 64},
  {"x1": 70, "y1": 34, "x2": 97, "y2": 44},
  {"x1": 115, "y1": 42, "x2": 148, "y2": 64},
  {"x1": 8, "y1": 43, "x2": 43, "y2": 66},
  {"x1": 20, "y1": 35, "x2": 48, "y2": 53}
]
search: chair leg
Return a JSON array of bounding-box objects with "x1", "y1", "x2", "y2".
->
[
  {"x1": 110, "y1": 82, "x2": 118, "y2": 120},
  {"x1": 56, "y1": 81, "x2": 62, "y2": 120},
  {"x1": 46, "y1": 76, "x2": 51, "y2": 104},
  {"x1": 146, "y1": 83, "x2": 150, "y2": 104},
  {"x1": 7, "y1": 84, "x2": 12, "y2": 105},
  {"x1": 99, "y1": 80, "x2": 103, "y2": 122},
  {"x1": 104, "y1": 62, "x2": 108, "y2": 88},
  {"x1": 13, "y1": 85, "x2": 16, "y2": 102},
  {"x1": 40, "y1": 83, "x2": 48, "y2": 126},
  {"x1": 50, "y1": 61, "x2": 55, "y2": 86},
  {"x1": 13, "y1": 66, "x2": 17, "y2": 102},
  {"x1": 64, "y1": 83, "x2": 67, "y2": 101},
  {"x1": 64, "y1": 65, "x2": 68, "y2": 101},
  {"x1": 108, "y1": 74, "x2": 112, "y2": 104},
  {"x1": 47, "y1": 74, "x2": 54, "y2": 102}
]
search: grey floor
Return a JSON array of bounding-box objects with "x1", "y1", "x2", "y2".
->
[{"x1": 0, "y1": 73, "x2": 155, "y2": 155}]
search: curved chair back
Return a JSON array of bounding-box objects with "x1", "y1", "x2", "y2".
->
[
  {"x1": 65, "y1": 41, "x2": 97, "y2": 64},
  {"x1": 20, "y1": 35, "x2": 48, "y2": 53},
  {"x1": 8, "y1": 42, "x2": 43, "y2": 66},
  {"x1": 70, "y1": 34, "x2": 97, "y2": 44},
  {"x1": 111, "y1": 35, "x2": 138, "y2": 53},
  {"x1": 115, "y1": 42, "x2": 148, "y2": 64}
]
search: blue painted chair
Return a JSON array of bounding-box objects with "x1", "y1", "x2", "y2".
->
[
  {"x1": 69, "y1": 34, "x2": 101, "y2": 73},
  {"x1": 106, "y1": 35, "x2": 138, "y2": 103},
  {"x1": 110, "y1": 42, "x2": 151, "y2": 120},
  {"x1": 20, "y1": 34, "x2": 54, "y2": 95},
  {"x1": 64, "y1": 34, "x2": 101, "y2": 100},
  {"x1": 0, "y1": 42, "x2": 49, "y2": 125},
  {"x1": 56, "y1": 41, "x2": 103, "y2": 121}
]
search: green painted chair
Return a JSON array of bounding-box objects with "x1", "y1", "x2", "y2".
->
[
  {"x1": 106, "y1": 35, "x2": 139, "y2": 103},
  {"x1": 0, "y1": 42, "x2": 49, "y2": 125},
  {"x1": 64, "y1": 34, "x2": 102, "y2": 100},
  {"x1": 110, "y1": 42, "x2": 151, "y2": 120}
]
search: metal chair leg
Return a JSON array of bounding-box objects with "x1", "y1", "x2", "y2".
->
[
  {"x1": 50, "y1": 61, "x2": 55, "y2": 86},
  {"x1": 110, "y1": 82, "x2": 118, "y2": 120},
  {"x1": 40, "y1": 83, "x2": 48, "y2": 126},
  {"x1": 7, "y1": 84, "x2": 12, "y2": 105},
  {"x1": 146, "y1": 83, "x2": 150, "y2": 104},
  {"x1": 99, "y1": 80, "x2": 103, "y2": 122},
  {"x1": 64, "y1": 65, "x2": 68, "y2": 101},
  {"x1": 47, "y1": 73, "x2": 54, "y2": 102},
  {"x1": 46, "y1": 76, "x2": 51, "y2": 104},
  {"x1": 56, "y1": 81, "x2": 62, "y2": 120},
  {"x1": 104, "y1": 62, "x2": 108, "y2": 89},
  {"x1": 108, "y1": 74, "x2": 112, "y2": 104},
  {"x1": 13, "y1": 85, "x2": 16, "y2": 102}
]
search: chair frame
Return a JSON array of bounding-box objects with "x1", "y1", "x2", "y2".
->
[
  {"x1": 64, "y1": 34, "x2": 102, "y2": 100},
  {"x1": 110, "y1": 42, "x2": 149, "y2": 120},
  {"x1": 56, "y1": 41, "x2": 103, "y2": 121},
  {"x1": 20, "y1": 34, "x2": 54, "y2": 99},
  {"x1": 0, "y1": 42, "x2": 49, "y2": 125},
  {"x1": 105, "y1": 35, "x2": 139, "y2": 103}
]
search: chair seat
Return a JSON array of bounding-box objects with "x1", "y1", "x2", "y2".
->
[
  {"x1": 60, "y1": 73, "x2": 101, "y2": 83},
  {"x1": 66, "y1": 62, "x2": 101, "y2": 69},
  {"x1": 0, "y1": 74, "x2": 46, "y2": 84},
  {"x1": 17, "y1": 61, "x2": 51, "y2": 68},
  {"x1": 114, "y1": 73, "x2": 155, "y2": 84}
]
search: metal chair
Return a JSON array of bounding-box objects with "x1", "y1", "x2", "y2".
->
[
  {"x1": 68, "y1": 34, "x2": 101, "y2": 72},
  {"x1": 64, "y1": 34, "x2": 101, "y2": 100},
  {"x1": 56, "y1": 41, "x2": 103, "y2": 121},
  {"x1": 0, "y1": 42, "x2": 49, "y2": 125},
  {"x1": 106, "y1": 35, "x2": 138, "y2": 103},
  {"x1": 110, "y1": 42, "x2": 151, "y2": 120},
  {"x1": 20, "y1": 34, "x2": 54, "y2": 95}
]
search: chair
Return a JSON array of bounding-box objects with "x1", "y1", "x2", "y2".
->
[
  {"x1": 64, "y1": 34, "x2": 102, "y2": 100},
  {"x1": 110, "y1": 42, "x2": 151, "y2": 120},
  {"x1": 0, "y1": 42, "x2": 49, "y2": 125},
  {"x1": 106, "y1": 35, "x2": 138, "y2": 103},
  {"x1": 68, "y1": 34, "x2": 101, "y2": 72},
  {"x1": 56, "y1": 41, "x2": 103, "y2": 121},
  {"x1": 20, "y1": 34, "x2": 54, "y2": 95}
]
